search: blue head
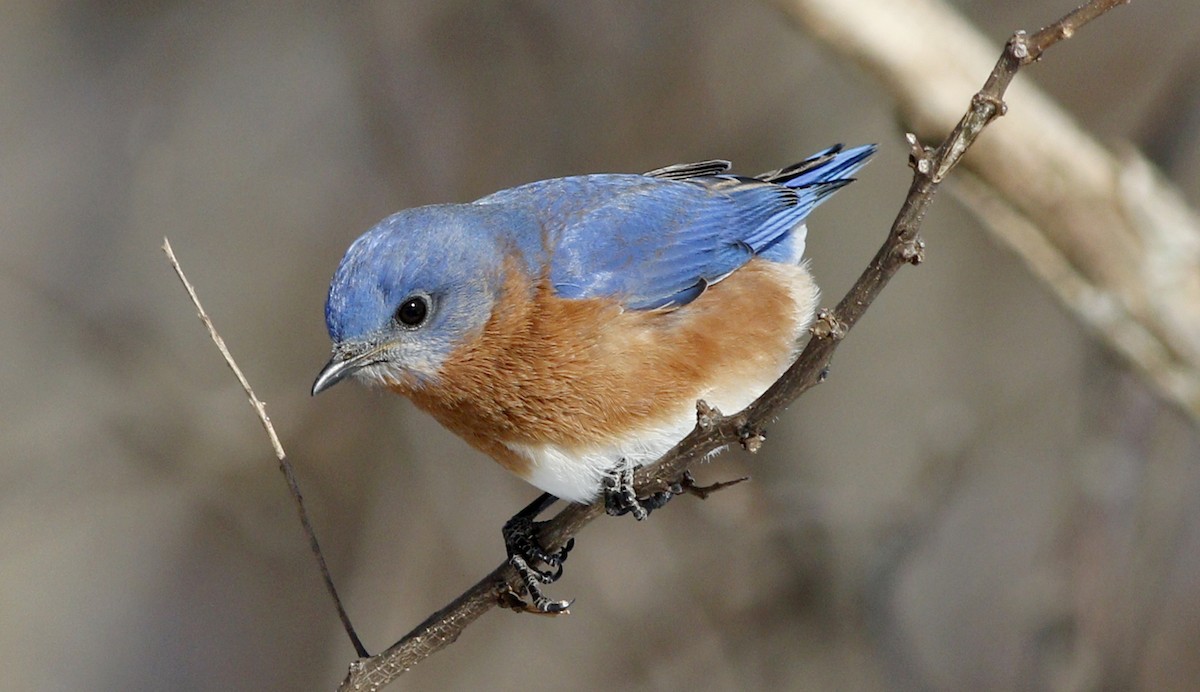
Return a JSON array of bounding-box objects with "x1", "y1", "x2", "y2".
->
[{"x1": 312, "y1": 204, "x2": 527, "y2": 394}]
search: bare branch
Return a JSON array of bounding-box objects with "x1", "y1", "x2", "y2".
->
[
  {"x1": 162, "y1": 238, "x2": 369, "y2": 659},
  {"x1": 164, "y1": 238, "x2": 287, "y2": 461},
  {"x1": 337, "y1": 1, "x2": 1131, "y2": 688},
  {"x1": 773, "y1": 0, "x2": 1200, "y2": 422}
]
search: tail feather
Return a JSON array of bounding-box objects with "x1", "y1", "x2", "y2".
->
[
  {"x1": 745, "y1": 145, "x2": 875, "y2": 261},
  {"x1": 757, "y1": 143, "x2": 877, "y2": 188}
]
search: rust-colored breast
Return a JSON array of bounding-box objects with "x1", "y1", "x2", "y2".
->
[{"x1": 392, "y1": 257, "x2": 814, "y2": 476}]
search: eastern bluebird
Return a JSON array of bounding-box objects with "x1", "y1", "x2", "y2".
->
[{"x1": 313, "y1": 143, "x2": 875, "y2": 611}]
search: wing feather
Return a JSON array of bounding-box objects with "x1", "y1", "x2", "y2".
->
[{"x1": 475, "y1": 144, "x2": 876, "y2": 311}]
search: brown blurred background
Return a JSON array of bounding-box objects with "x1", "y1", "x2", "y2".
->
[{"x1": 3, "y1": 1, "x2": 1199, "y2": 690}]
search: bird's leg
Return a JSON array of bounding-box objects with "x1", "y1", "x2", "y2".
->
[
  {"x1": 603, "y1": 459, "x2": 684, "y2": 520},
  {"x1": 502, "y1": 492, "x2": 575, "y2": 613}
]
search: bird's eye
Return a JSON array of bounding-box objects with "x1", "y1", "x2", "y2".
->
[{"x1": 394, "y1": 295, "x2": 429, "y2": 327}]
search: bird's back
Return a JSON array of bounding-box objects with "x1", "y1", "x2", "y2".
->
[{"x1": 475, "y1": 144, "x2": 875, "y2": 311}]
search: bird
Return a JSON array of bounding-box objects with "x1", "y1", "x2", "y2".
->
[{"x1": 313, "y1": 143, "x2": 875, "y2": 611}]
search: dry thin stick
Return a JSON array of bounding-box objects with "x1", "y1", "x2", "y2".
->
[
  {"x1": 162, "y1": 238, "x2": 369, "y2": 659},
  {"x1": 336, "y1": 1, "x2": 1130, "y2": 689}
]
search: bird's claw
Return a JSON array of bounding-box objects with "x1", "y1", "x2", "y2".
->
[
  {"x1": 603, "y1": 461, "x2": 683, "y2": 520},
  {"x1": 502, "y1": 493, "x2": 574, "y2": 614}
]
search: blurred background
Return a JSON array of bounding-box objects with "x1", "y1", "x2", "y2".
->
[{"x1": 3, "y1": 1, "x2": 1199, "y2": 690}]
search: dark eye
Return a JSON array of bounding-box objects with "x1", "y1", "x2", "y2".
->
[{"x1": 394, "y1": 295, "x2": 429, "y2": 327}]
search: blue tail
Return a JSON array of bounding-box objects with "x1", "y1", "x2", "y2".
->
[
  {"x1": 739, "y1": 144, "x2": 876, "y2": 254},
  {"x1": 761, "y1": 143, "x2": 877, "y2": 189}
]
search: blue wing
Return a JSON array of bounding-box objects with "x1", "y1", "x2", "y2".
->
[{"x1": 475, "y1": 144, "x2": 875, "y2": 311}]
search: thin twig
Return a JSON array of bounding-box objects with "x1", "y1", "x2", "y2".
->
[
  {"x1": 162, "y1": 238, "x2": 369, "y2": 659},
  {"x1": 337, "y1": 1, "x2": 1130, "y2": 688}
]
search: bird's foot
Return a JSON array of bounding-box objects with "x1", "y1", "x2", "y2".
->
[
  {"x1": 603, "y1": 461, "x2": 683, "y2": 520},
  {"x1": 501, "y1": 492, "x2": 575, "y2": 614}
]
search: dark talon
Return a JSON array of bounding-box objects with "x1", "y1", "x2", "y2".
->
[
  {"x1": 502, "y1": 492, "x2": 573, "y2": 614},
  {"x1": 604, "y1": 461, "x2": 680, "y2": 520}
]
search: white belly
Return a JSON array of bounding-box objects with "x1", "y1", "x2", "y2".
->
[{"x1": 504, "y1": 369, "x2": 783, "y2": 503}]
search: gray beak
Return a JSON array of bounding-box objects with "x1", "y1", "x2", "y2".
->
[
  {"x1": 312, "y1": 342, "x2": 391, "y2": 395},
  {"x1": 311, "y1": 354, "x2": 357, "y2": 396}
]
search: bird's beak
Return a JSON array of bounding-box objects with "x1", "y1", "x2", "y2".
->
[{"x1": 311, "y1": 345, "x2": 381, "y2": 396}]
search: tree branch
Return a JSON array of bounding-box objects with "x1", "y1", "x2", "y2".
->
[
  {"x1": 338, "y1": 1, "x2": 1130, "y2": 688},
  {"x1": 773, "y1": 0, "x2": 1200, "y2": 424}
]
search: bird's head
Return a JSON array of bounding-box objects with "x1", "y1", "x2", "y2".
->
[{"x1": 312, "y1": 205, "x2": 518, "y2": 396}]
